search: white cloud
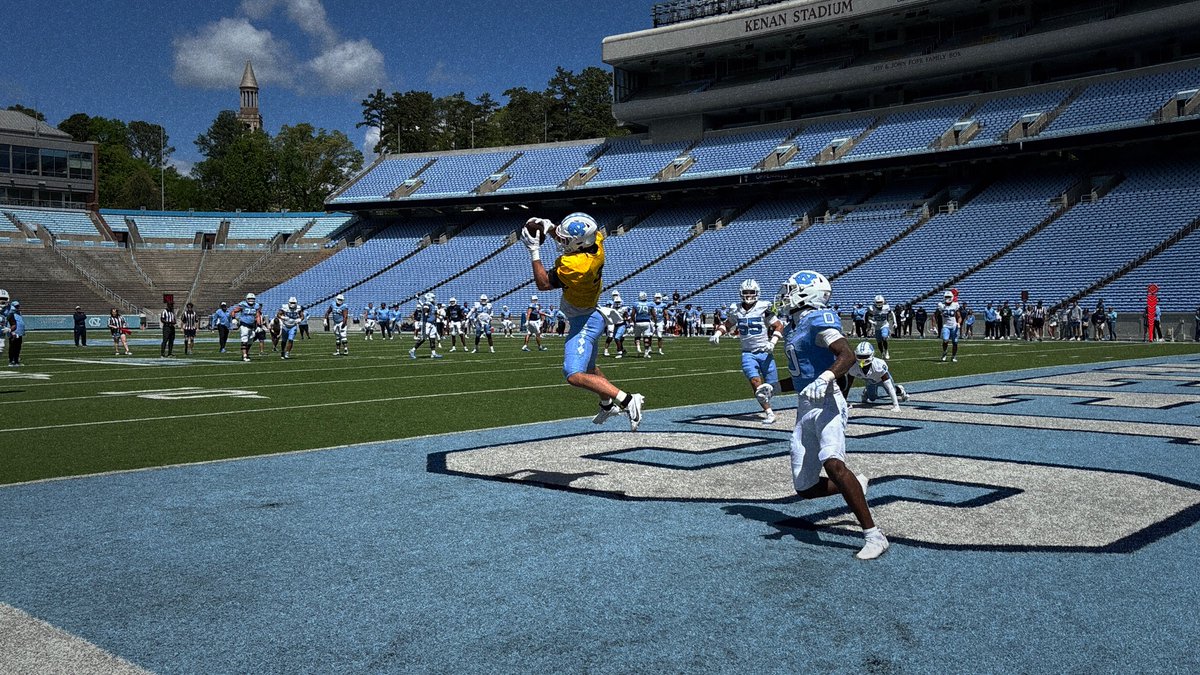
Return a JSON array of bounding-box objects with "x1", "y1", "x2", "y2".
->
[
  {"x1": 167, "y1": 156, "x2": 195, "y2": 177},
  {"x1": 174, "y1": 1, "x2": 386, "y2": 95},
  {"x1": 426, "y1": 60, "x2": 476, "y2": 87},
  {"x1": 172, "y1": 17, "x2": 294, "y2": 89},
  {"x1": 361, "y1": 125, "x2": 381, "y2": 161}
]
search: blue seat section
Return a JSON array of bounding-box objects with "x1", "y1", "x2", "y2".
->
[
  {"x1": 2, "y1": 207, "x2": 98, "y2": 236},
  {"x1": 784, "y1": 117, "x2": 876, "y2": 167},
  {"x1": 412, "y1": 150, "x2": 518, "y2": 197},
  {"x1": 962, "y1": 89, "x2": 1071, "y2": 145},
  {"x1": 1081, "y1": 227, "x2": 1200, "y2": 313},
  {"x1": 833, "y1": 171, "x2": 1079, "y2": 305},
  {"x1": 0, "y1": 213, "x2": 20, "y2": 234},
  {"x1": 589, "y1": 137, "x2": 690, "y2": 185},
  {"x1": 598, "y1": 203, "x2": 717, "y2": 291},
  {"x1": 226, "y1": 214, "x2": 319, "y2": 240},
  {"x1": 613, "y1": 195, "x2": 819, "y2": 302},
  {"x1": 258, "y1": 225, "x2": 430, "y2": 309},
  {"x1": 496, "y1": 142, "x2": 602, "y2": 193},
  {"x1": 1041, "y1": 67, "x2": 1200, "y2": 136},
  {"x1": 350, "y1": 217, "x2": 524, "y2": 302},
  {"x1": 683, "y1": 127, "x2": 796, "y2": 177},
  {"x1": 844, "y1": 104, "x2": 971, "y2": 159},
  {"x1": 305, "y1": 214, "x2": 355, "y2": 238},
  {"x1": 956, "y1": 159, "x2": 1200, "y2": 307},
  {"x1": 114, "y1": 212, "x2": 221, "y2": 238},
  {"x1": 427, "y1": 221, "x2": 566, "y2": 307},
  {"x1": 333, "y1": 157, "x2": 430, "y2": 203}
]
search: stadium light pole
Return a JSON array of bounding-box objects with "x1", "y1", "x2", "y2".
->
[{"x1": 159, "y1": 125, "x2": 165, "y2": 211}]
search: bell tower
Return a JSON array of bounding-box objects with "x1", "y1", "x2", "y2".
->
[{"x1": 237, "y1": 60, "x2": 263, "y2": 131}]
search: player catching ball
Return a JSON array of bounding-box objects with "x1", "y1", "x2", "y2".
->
[{"x1": 523, "y1": 213, "x2": 645, "y2": 431}]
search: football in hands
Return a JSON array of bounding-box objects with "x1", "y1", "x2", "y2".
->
[{"x1": 523, "y1": 218, "x2": 550, "y2": 244}]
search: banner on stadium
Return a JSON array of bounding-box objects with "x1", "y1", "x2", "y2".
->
[{"x1": 23, "y1": 314, "x2": 143, "y2": 331}]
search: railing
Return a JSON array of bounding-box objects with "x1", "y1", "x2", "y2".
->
[
  {"x1": 652, "y1": 0, "x2": 791, "y2": 27},
  {"x1": 230, "y1": 246, "x2": 279, "y2": 288},
  {"x1": 48, "y1": 241, "x2": 141, "y2": 314}
]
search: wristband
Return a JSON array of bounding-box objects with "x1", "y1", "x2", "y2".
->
[
  {"x1": 530, "y1": 248, "x2": 540, "y2": 262},
  {"x1": 817, "y1": 370, "x2": 835, "y2": 384}
]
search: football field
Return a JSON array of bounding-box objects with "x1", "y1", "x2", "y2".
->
[
  {"x1": 2, "y1": 331, "x2": 1200, "y2": 672},
  {"x1": 3, "y1": 330, "x2": 1199, "y2": 485}
]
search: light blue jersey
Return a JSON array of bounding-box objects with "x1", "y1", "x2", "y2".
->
[
  {"x1": 235, "y1": 300, "x2": 259, "y2": 327},
  {"x1": 783, "y1": 308, "x2": 843, "y2": 389},
  {"x1": 328, "y1": 301, "x2": 348, "y2": 323},
  {"x1": 634, "y1": 301, "x2": 653, "y2": 322},
  {"x1": 211, "y1": 308, "x2": 232, "y2": 328},
  {"x1": 653, "y1": 301, "x2": 668, "y2": 321}
]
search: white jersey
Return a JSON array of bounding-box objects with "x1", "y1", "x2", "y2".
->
[
  {"x1": 867, "y1": 304, "x2": 892, "y2": 330},
  {"x1": 849, "y1": 356, "x2": 890, "y2": 383},
  {"x1": 728, "y1": 300, "x2": 777, "y2": 353},
  {"x1": 470, "y1": 302, "x2": 493, "y2": 325},
  {"x1": 938, "y1": 301, "x2": 961, "y2": 329}
]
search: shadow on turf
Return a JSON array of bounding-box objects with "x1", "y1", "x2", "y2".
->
[{"x1": 722, "y1": 504, "x2": 859, "y2": 550}]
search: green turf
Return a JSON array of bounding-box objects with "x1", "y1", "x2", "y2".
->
[{"x1": 3, "y1": 330, "x2": 1198, "y2": 484}]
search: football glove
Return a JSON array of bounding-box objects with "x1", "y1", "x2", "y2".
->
[
  {"x1": 801, "y1": 373, "x2": 834, "y2": 404},
  {"x1": 520, "y1": 224, "x2": 543, "y2": 254}
]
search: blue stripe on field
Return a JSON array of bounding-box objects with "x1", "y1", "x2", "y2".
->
[{"x1": 0, "y1": 355, "x2": 1198, "y2": 672}]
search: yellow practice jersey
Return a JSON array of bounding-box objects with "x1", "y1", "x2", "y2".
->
[{"x1": 550, "y1": 231, "x2": 605, "y2": 315}]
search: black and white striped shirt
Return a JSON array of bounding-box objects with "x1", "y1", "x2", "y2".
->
[
  {"x1": 181, "y1": 310, "x2": 198, "y2": 330},
  {"x1": 161, "y1": 308, "x2": 176, "y2": 327}
]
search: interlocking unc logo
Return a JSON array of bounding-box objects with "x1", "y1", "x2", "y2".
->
[
  {"x1": 564, "y1": 219, "x2": 587, "y2": 237},
  {"x1": 790, "y1": 271, "x2": 819, "y2": 285}
]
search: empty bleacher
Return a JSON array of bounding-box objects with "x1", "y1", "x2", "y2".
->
[
  {"x1": 1041, "y1": 66, "x2": 1200, "y2": 137},
  {"x1": 2, "y1": 207, "x2": 100, "y2": 238},
  {"x1": 589, "y1": 137, "x2": 691, "y2": 185},
  {"x1": 496, "y1": 142, "x2": 603, "y2": 193},
  {"x1": 412, "y1": 150, "x2": 518, "y2": 197}
]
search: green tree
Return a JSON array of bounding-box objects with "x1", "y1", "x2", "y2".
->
[
  {"x1": 192, "y1": 111, "x2": 275, "y2": 211},
  {"x1": 58, "y1": 113, "x2": 92, "y2": 142},
  {"x1": 273, "y1": 124, "x2": 363, "y2": 211},
  {"x1": 128, "y1": 121, "x2": 174, "y2": 168},
  {"x1": 5, "y1": 104, "x2": 45, "y2": 122},
  {"x1": 496, "y1": 87, "x2": 549, "y2": 146},
  {"x1": 359, "y1": 89, "x2": 439, "y2": 154},
  {"x1": 573, "y1": 67, "x2": 623, "y2": 139}
]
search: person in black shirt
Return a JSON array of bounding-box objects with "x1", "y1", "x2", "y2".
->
[
  {"x1": 181, "y1": 302, "x2": 199, "y2": 355},
  {"x1": 160, "y1": 302, "x2": 176, "y2": 357},
  {"x1": 73, "y1": 306, "x2": 87, "y2": 346},
  {"x1": 914, "y1": 306, "x2": 928, "y2": 338}
]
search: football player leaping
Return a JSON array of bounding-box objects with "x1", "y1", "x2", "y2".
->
[
  {"x1": 523, "y1": 213, "x2": 645, "y2": 431},
  {"x1": 848, "y1": 342, "x2": 908, "y2": 411},
  {"x1": 867, "y1": 294, "x2": 895, "y2": 359},
  {"x1": 937, "y1": 290, "x2": 963, "y2": 363},
  {"x1": 410, "y1": 293, "x2": 443, "y2": 359},
  {"x1": 775, "y1": 270, "x2": 889, "y2": 560},
  {"x1": 468, "y1": 294, "x2": 495, "y2": 353},
  {"x1": 324, "y1": 294, "x2": 349, "y2": 356},
  {"x1": 709, "y1": 279, "x2": 783, "y2": 424}
]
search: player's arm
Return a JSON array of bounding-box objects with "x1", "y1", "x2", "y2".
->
[
  {"x1": 880, "y1": 374, "x2": 900, "y2": 409},
  {"x1": 767, "y1": 318, "x2": 785, "y2": 352}
]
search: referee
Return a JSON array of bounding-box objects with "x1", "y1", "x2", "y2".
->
[{"x1": 160, "y1": 301, "x2": 177, "y2": 357}]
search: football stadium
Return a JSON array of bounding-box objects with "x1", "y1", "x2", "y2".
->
[{"x1": 3, "y1": 0, "x2": 1200, "y2": 671}]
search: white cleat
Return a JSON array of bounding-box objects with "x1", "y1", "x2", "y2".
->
[
  {"x1": 521, "y1": 345, "x2": 530, "y2": 352},
  {"x1": 643, "y1": 352, "x2": 651, "y2": 359},
  {"x1": 890, "y1": 405, "x2": 901, "y2": 412},
  {"x1": 856, "y1": 530, "x2": 890, "y2": 561},
  {"x1": 603, "y1": 349, "x2": 610, "y2": 357},
  {"x1": 940, "y1": 354, "x2": 947, "y2": 362},
  {"x1": 762, "y1": 410, "x2": 776, "y2": 425},
  {"x1": 408, "y1": 349, "x2": 417, "y2": 359},
  {"x1": 658, "y1": 349, "x2": 664, "y2": 355},
  {"x1": 952, "y1": 357, "x2": 959, "y2": 363},
  {"x1": 592, "y1": 404, "x2": 621, "y2": 426},
  {"x1": 489, "y1": 347, "x2": 494, "y2": 353},
  {"x1": 754, "y1": 382, "x2": 774, "y2": 408},
  {"x1": 624, "y1": 393, "x2": 645, "y2": 432},
  {"x1": 450, "y1": 347, "x2": 457, "y2": 352},
  {"x1": 470, "y1": 348, "x2": 477, "y2": 353}
]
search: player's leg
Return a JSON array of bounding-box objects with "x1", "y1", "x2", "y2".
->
[
  {"x1": 566, "y1": 313, "x2": 643, "y2": 430},
  {"x1": 950, "y1": 329, "x2": 960, "y2": 361},
  {"x1": 940, "y1": 325, "x2": 950, "y2": 360}
]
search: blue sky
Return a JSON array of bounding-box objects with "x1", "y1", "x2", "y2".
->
[{"x1": 0, "y1": 0, "x2": 650, "y2": 171}]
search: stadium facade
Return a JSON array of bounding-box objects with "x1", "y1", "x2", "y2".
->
[{"x1": 0, "y1": 109, "x2": 97, "y2": 209}]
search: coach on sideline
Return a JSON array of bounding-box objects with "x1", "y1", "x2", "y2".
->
[
  {"x1": 212, "y1": 301, "x2": 232, "y2": 353},
  {"x1": 73, "y1": 305, "x2": 87, "y2": 347}
]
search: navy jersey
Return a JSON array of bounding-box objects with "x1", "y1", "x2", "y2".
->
[
  {"x1": 526, "y1": 303, "x2": 542, "y2": 322},
  {"x1": 783, "y1": 308, "x2": 843, "y2": 388},
  {"x1": 446, "y1": 305, "x2": 465, "y2": 322}
]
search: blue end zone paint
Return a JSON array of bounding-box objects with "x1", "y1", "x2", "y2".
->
[{"x1": 1, "y1": 356, "x2": 1199, "y2": 672}]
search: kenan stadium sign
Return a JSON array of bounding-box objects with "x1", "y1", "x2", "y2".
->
[{"x1": 743, "y1": 0, "x2": 855, "y2": 34}]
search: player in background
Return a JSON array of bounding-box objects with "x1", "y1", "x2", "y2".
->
[
  {"x1": 500, "y1": 306, "x2": 515, "y2": 337},
  {"x1": 523, "y1": 213, "x2": 644, "y2": 431},
  {"x1": 937, "y1": 290, "x2": 963, "y2": 362},
  {"x1": 377, "y1": 301, "x2": 391, "y2": 340},
  {"x1": 867, "y1": 295, "x2": 895, "y2": 359},
  {"x1": 522, "y1": 295, "x2": 547, "y2": 352},
  {"x1": 709, "y1": 279, "x2": 783, "y2": 424},
  {"x1": 231, "y1": 292, "x2": 262, "y2": 362},
  {"x1": 468, "y1": 294, "x2": 496, "y2": 353},
  {"x1": 775, "y1": 270, "x2": 889, "y2": 560},
  {"x1": 409, "y1": 293, "x2": 443, "y2": 359},
  {"x1": 324, "y1": 294, "x2": 350, "y2": 356},
  {"x1": 363, "y1": 302, "x2": 378, "y2": 340},
  {"x1": 445, "y1": 297, "x2": 465, "y2": 351},
  {"x1": 181, "y1": 302, "x2": 199, "y2": 356},
  {"x1": 277, "y1": 297, "x2": 306, "y2": 359},
  {"x1": 847, "y1": 342, "x2": 908, "y2": 411},
  {"x1": 603, "y1": 292, "x2": 628, "y2": 357},
  {"x1": 651, "y1": 292, "x2": 668, "y2": 355},
  {"x1": 631, "y1": 291, "x2": 657, "y2": 359}
]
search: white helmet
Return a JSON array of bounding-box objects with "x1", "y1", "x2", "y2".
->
[
  {"x1": 531, "y1": 295, "x2": 538, "y2": 302},
  {"x1": 777, "y1": 270, "x2": 832, "y2": 312},
  {"x1": 503, "y1": 305, "x2": 508, "y2": 311},
  {"x1": 741, "y1": 279, "x2": 760, "y2": 304},
  {"x1": 288, "y1": 296, "x2": 298, "y2": 308},
  {"x1": 874, "y1": 295, "x2": 885, "y2": 308},
  {"x1": 554, "y1": 212, "x2": 599, "y2": 253},
  {"x1": 449, "y1": 297, "x2": 457, "y2": 305},
  {"x1": 654, "y1": 292, "x2": 662, "y2": 302},
  {"x1": 246, "y1": 292, "x2": 256, "y2": 302},
  {"x1": 943, "y1": 290, "x2": 955, "y2": 303},
  {"x1": 855, "y1": 341, "x2": 875, "y2": 361},
  {"x1": 335, "y1": 294, "x2": 345, "y2": 304},
  {"x1": 0, "y1": 289, "x2": 8, "y2": 306},
  {"x1": 639, "y1": 291, "x2": 647, "y2": 301},
  {"x1": 480, "y1": 294, "x2": 488, "y2": 303},
  {"x1": 425, "y1": 293, "x2": 435, "y2": 304}
]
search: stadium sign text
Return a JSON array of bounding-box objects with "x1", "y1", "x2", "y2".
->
[{"x1": 744, "y1": 0, "x2": 854, "y2": 34}]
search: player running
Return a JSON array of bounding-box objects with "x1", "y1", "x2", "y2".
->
[
  {"x1": 937, "y1": 290, "x2": 963, "y2": 362},
  {"x1": 468, "y1": 294, "x2": 496, "y2": 353},
  {"x1": 848, "y1": 342, "x2": 908, "y2": 411},
  {"x1": 709, "y1": 279, "x2": 783, "y2": 424},
  {"x1": 867, "y1": 294, "x2": 894, "y2": 359},
  {"x1": 324, "y1": 294, "x2": 350, "y2": 356},
  {"x1": 521, "y1": 295, "x2": 548, "y2": 352},
  {"x1": 775, "y1": 270, "x2": 889, "y2": 560},
  {"x1": 231, "y1": 292, "x2": 262, "y2": 362},
  {"x1": 277, "y1": 297, "x2": 306, "y2": 359},
  {"x1": 409, "y1": 293, "x2": 443, "y2": 359},
  {"x1": 523, "y1": 213, "x2": 645, "y2": 431}
]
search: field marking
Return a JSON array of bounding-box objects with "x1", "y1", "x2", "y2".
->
[
  {"x1": 0, "y1": 603, "x2": 151, "y2": 674},
  {"x1": 0, "y1": 369, "x2": 742, "y2": 435}
]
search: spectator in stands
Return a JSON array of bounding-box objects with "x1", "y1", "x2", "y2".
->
[
  {"x1": 914, "y1": 305, "x2": 927, "y2": 338},
  {"x1": 212, "y1": 302, "x2": 232, "y2": 353},
  {"x1": 109, "y1": 308, "x2": 132, "y2": 355},
  {"x1": 1000, "y1": 302, "x2": 1012, "y2": 339},
  {"x1": 6, "y1": 301, "x2": 24, "y2": 366},
  {"x1": 73, "y1": 306, "x2": 87, "y2": 347},
  {"x1": 160, "y1": 301, "x2": 176, "y2": 358}
]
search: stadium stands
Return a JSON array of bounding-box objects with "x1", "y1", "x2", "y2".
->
[
  {"x1": 1082, "y1": 228, "x2": 1200, "y2": 314},
  {"x1": 683, "y1": 127, "x2": 796, "y2": 177},
  {"x1": 961, "y1": 89, "x2": 1072, "y2": 146},
  {"x1": 333, "y1": 157, "x2": 430, "y2": 202},
  {"x1": 1041, "y1": 67, "x2": 1200, "y2": 137},
  {"x1": 589, "y1": 137, "x2": 691, "y2": 185},
  {"x1": 496, "y1": 142, "x2": 603, "y2": 193},
  {"x1": 2, "y1": 207, "x2": 99, "y2": 237},
  {"x1": 844, "y1": 104, "x2": 971, "y2": 159}
]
